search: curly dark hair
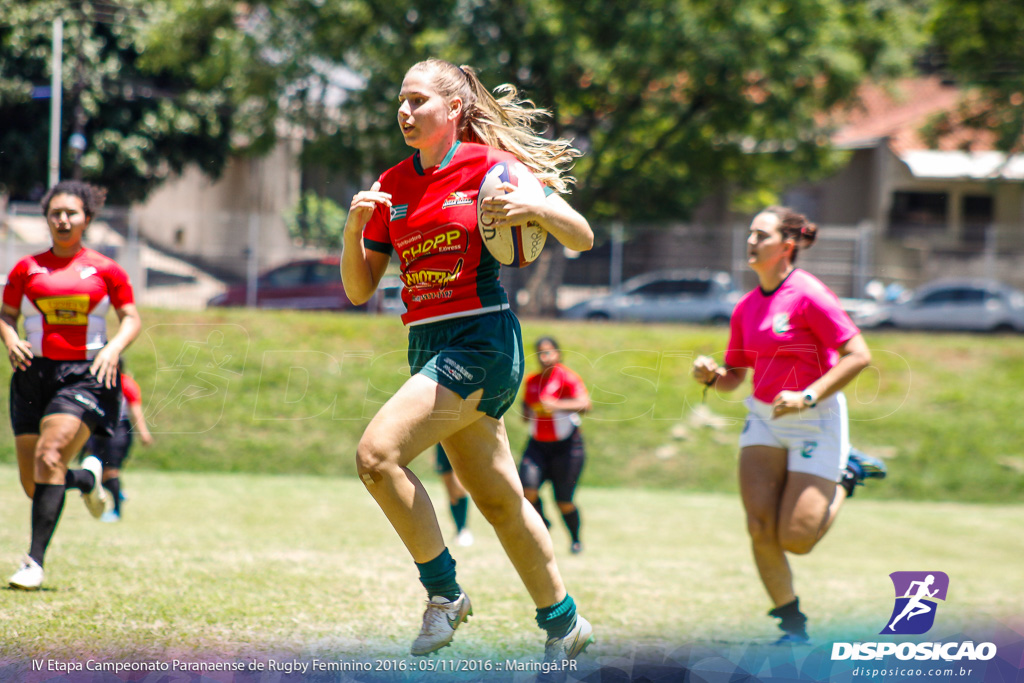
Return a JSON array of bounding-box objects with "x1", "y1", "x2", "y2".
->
[
  {"x1": 40, "y1": 180, "x2": 107, "y2": 219},
  {"x1": 535, "y1": 336, "x2": 560, "y2": 352}
]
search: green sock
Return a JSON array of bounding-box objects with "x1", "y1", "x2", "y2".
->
[
  {"x1": 416, "y1": 547, "x2": 461, "y2": 601},
  {"x1": 536, "y1": 594, "x2": 577, "y2": 639},
  {"x1": 450, "y1": 496, "x2": 469, "y2": 532}
]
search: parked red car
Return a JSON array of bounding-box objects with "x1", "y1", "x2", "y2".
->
[{"x1": 206, "y1": 257, "x2": 363, "y2": 311}]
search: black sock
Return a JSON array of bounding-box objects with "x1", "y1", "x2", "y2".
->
[
  {"x1": 103, "y1": 478, "x2": 121, "y2": 514},
  {"x1": 64, "y1": 468, "x2": 96, "y2": 493},
  {"x1": 29, "y1": 484, "x2": 67, "y2": 567},
  {"x1": 840, "y1": 468, "x2": 857, "y2": 497},
  {"x1": 531, "y1": 498, "x2": 552, "y2": 528},
  {"x1": 561, "y1": 508, "x2": 581, "y2": 543},
  {"x1": 768, "y1": 597, "x2": 808, "y2": 636}
]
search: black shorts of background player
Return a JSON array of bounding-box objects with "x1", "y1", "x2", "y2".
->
[{"x1": 435, "y1": 444, "x2": 474, "y2": 546}]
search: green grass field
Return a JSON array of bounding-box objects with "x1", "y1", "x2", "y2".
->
[
  {"x1": 1, "y1": 308, "x2": 1022, "y2": 680},
  {"x1": 1, "y1": 465, "x2": 1022, "y2": 669},
  {"x1": 1, "y1": 308, "x2": 1022, "y2": 503}
]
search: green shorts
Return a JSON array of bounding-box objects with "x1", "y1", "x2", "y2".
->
[{"x1": 408, "y1": 308, "x2": 524, "y2": 420}]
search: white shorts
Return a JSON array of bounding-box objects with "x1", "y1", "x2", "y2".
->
[{"x1": 738, "y1": 393, "x2": 850, "y2": 482}]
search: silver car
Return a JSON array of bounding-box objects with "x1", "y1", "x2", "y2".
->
[
  {"x1": 560, "y1": 269, "x2": 739, "y2": 323},
  {"x1": 855, "y1": 278, "x2": 1024, "y2": 332}
]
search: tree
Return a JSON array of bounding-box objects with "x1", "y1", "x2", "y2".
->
[
  {"x1": 0, "y1": 0, "x2": 236, "y2": 203},
  {"x1": 923, "y1": 0, "x2": 1024, "y2": 154},
  {"x1": 284, "y1": 191, "x2": 347, "y2": 250},
  {"x1": 294, "y1": 0, "x2": 929, "y2": 313}
]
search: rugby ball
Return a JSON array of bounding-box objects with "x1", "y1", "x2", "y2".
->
[{"x1": 477, "y1": 161, "x2": 548, "y2": 268}]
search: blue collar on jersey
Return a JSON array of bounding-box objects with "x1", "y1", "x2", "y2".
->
[{"x1": 413, "y1": 140, "x2": 461, "y2": 175}]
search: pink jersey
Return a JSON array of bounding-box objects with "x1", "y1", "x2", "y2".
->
[
  {"x1": 3, "y1": 248, "x2": 135, "y2": 360},
  {"x1": 725, "y1": 269, "x2": 859, "y2": 404},
  {"x1": 523, "y1": 363, "x2": 587, "y2": 442},
  {"x1": 362, "y1": 141, "x2": 519, "y2": 325}
]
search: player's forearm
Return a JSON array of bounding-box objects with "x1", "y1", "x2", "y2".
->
[
  {"x1": 546, "y1": 397, "x2": 591, "y2": 413},
  {"x1": 536, "y1": 196, "x2": 593, "y2": 252},
  {"x1": 341, "y1": 232, "x2": 379, "y2": 305},
  {"x1": 0, "y1": 315, "x2": 20, "y2": 348},
  {"x1": 106, "y1": 310, "x2": 142, "y2": 354}
]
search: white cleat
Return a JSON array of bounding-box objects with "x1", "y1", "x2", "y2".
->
[
  {"x1": 544, "y1": 614, "x2": 595, "y2": 664},
  {"x1": 456, "y1": 529, "x2": 475, "y2": 547},
  {"x1": 9, "y1": 556, "x2": 44, "y2": 590},
  {"x1": 410, "y1": 593, "x2": 472, "y2": 656},
  {"x1": 80, "y1": 455, "x2": 110, "y2": 519}
]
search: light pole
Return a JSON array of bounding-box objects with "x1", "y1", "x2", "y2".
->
[{"x1": 48, "y1": 18, "x2": 63, "y2": 188}]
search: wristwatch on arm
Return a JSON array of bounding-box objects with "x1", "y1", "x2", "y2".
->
[{"x1": 801, "y1": 388, "x2": 818, "y2": 408}]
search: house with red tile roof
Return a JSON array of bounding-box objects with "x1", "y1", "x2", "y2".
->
[{"x1": 781, "y1": 76, "x2": 1024, "y2": 289}]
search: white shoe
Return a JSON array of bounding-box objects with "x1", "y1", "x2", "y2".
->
[
  {"x1": 410, "y1": 593, "x2": 472, "y2": 656},
  {"x1": 9, "y1": 556, "x2": 44, "y2": 590},
  {"x1": 456, "y1": 529, "x2": 474, "y2": 547},
  {"x1": 544, "y1": 614, "x2": 595, "y2": 664},
  {"x1": 80, "y1": 455, "x2": 110, "y2": 519}
]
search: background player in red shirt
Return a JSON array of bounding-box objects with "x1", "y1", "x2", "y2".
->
[
  {"x1": 520, "y1": 337, "x2": 591, "y2": 555},
  {"x1": 1, "y1": 181, "x2": 141, "y2": 590},
  {"x1": 82, "y1": 358, "x2": 154, "y2": 522},
  {"x1": 341, "y1": 58, "x2": 595, "y2": 664}
]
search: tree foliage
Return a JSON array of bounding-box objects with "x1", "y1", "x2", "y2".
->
[
  {"x1": 272, "y1": 0, "x2": 929, "y2": 312},
  {"x1": 284, "y1": 191, "x2": 346, "y2": 250},
  {"x1": 286, "y1": 0, "x2": 929, "y2": 227},
  {"x1": 925, "y1": 0, "x2": 1024, "y2": 153},
  {"x1": 0, "y1": 0, "x2": 236, "y2": 203}
]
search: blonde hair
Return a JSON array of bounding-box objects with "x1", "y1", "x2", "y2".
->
[{"x1": 407, "y1": 59, "x2": 580, "y2": 194}]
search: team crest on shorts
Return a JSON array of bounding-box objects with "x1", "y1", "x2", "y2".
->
[{"x1": 800, "y1": 440, "x2": 817, "y2": 458}]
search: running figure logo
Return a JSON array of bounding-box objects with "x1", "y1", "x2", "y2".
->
[{"x1": 881, "y1": 571, "x2": 949, "y2": 635}]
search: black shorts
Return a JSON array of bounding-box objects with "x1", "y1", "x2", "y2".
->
[
  {"x1": 518, "y1": 428, "x2": 586, "y2": 503},
  {"x1": 86, "y1": 418, "x2": 133, "y2": 469},
  {"x1": 435, "y1": 443, "x2": 454, "y2": 475},
  {"x1": 9, "y1": 357, "x2": 122, "y2": 437}
]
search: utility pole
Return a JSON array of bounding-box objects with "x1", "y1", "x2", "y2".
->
[{"x1": 48, "y1": 18, "x2": 63, "y2": 188}]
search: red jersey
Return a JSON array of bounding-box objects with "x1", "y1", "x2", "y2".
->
[
  {"x1": 523, "y1": 363, "x2": 587, "y2": 442},
  {"x1": 118, "y1": 372, "x2": 142, "y2": 420},
  {"x1": 363, "y1": 141, "x2": 515, "y2": 325},
  {"x1": 121, "y1": 373, "x2": 142, "y2": 406},
  {"x1": 3, "y1": 248, "x2": 135, "y2": 360}
]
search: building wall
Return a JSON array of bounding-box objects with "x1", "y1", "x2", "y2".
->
[
  {"x1": 783, "y1": 149, "x2": 878, "y2": 226},
  {"x1": 131, "y1": 137, "x2": 304, "y2": 278}
]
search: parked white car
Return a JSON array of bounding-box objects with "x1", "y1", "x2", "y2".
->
[
  {"x1": 854, "y1": 278, "x2": 1024, "y2": 332},
  {"x1": 560, "y1": 269, "x2": 739, "y2": 324}
]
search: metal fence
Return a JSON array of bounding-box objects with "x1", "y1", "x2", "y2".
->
[{"x1": 2, "y1": 201, "x2": 227, "y2": 310}]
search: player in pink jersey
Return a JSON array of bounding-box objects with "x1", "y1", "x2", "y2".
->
[
  {"x1": 342, "y1": 58, "x2": 595, "y2": 664},
  {"x1": 1, "y1": 181, "x2": 141, "y2": 590},
  {"x1": 691, "y1": 206, "x2": 886, "y2": 644},
  {"x1": 519, "y1": 337, "x2": 591, "y2": 555}
]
